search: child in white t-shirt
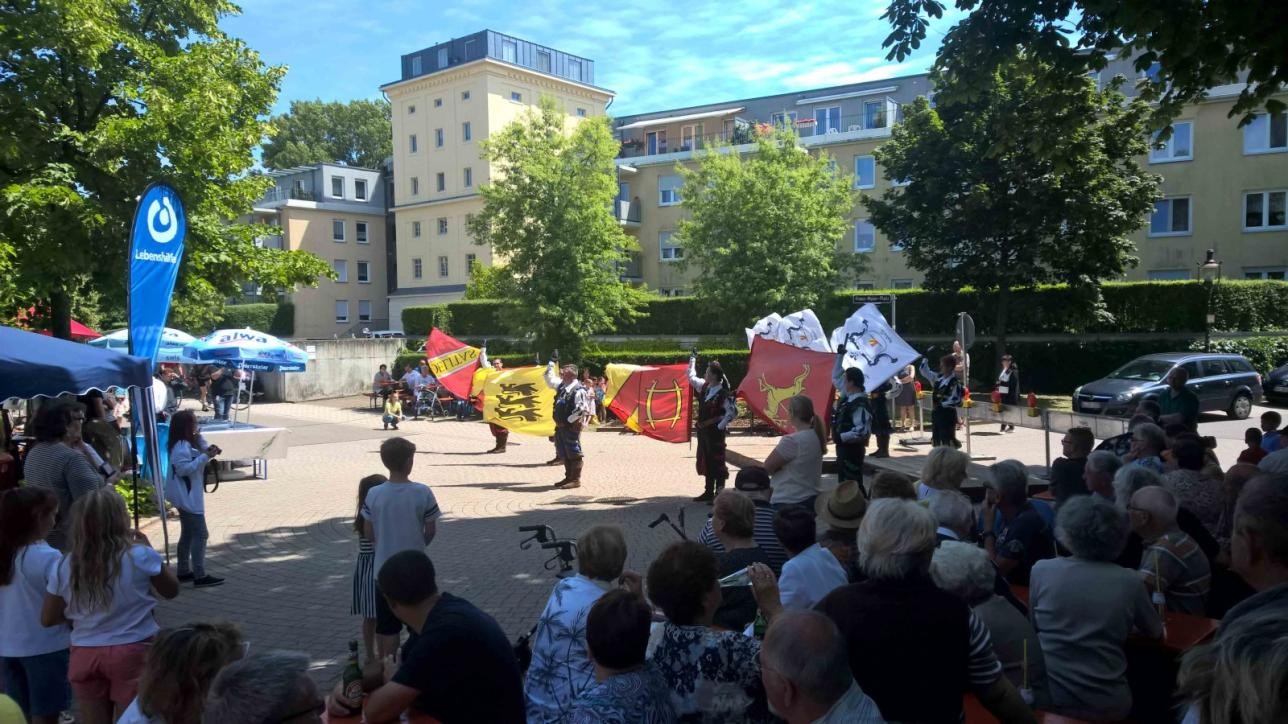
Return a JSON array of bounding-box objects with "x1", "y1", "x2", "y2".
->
[
  {"x1": 0, "y1": 486, "x2": 71, "y2": 724},
  {"x1": 42, "y1": 489, "x2": 179, "y2": 724}
]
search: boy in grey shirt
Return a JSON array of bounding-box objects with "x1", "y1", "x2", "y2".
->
[{"x1": 362, "y1": 437, "x2": 441, "y2": 658}]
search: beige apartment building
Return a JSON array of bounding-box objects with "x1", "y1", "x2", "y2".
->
[
  {"x1": 249, "y1": 163, "x2": 391, "y2": 339},
  {"x1": 381, "y1": 30, "x2": 614, "y2": 328},
  {"x1": 613, "y1": 66, "x2": 1288, "y2": 291}
]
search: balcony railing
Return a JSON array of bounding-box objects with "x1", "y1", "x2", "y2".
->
[
  {"x1": 617, "y1": 251, "x2": 643, "y2": 280},
  {"x1": 615, "y1": 198, "x2": 641, "y2": 224},
  {"x1": 260, "y1": 186, "x2": 318, "y2": 204},
  {"x1": 617, "y1": 110, "x2": 897, "y2": 159},
  {"x1": 254, "y1": 234, "x2": 284, "y2": 249}
]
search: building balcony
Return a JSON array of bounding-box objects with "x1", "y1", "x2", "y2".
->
[
  {"x1": 258, "y1": 186, "x2": 318, "y2": 206},
  {"x1": 616, "y1": 110, "x2": 896, "y2": 160},
  {"x1": 615, "y1": 198, "x2": 641, "y2": 227},
  {"x1": 617, "y1": 251, "x2": 643, "y2": 281},
  {"x1": 254, "y1": 234, "x2": 284, "y2": 249}
]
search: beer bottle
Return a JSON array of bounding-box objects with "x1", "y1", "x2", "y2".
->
[
  {"x1": 338, "y1": 640, "x2": 364, "y2": 712},
  {"x1": 752, "y1": 610, "x2": 768, "y2": 639}
]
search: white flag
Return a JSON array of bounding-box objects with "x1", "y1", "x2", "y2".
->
[
  {"x1": 745, "y1": 309, "x2": 831, "y2": 352},
  {"x1": 830, "y1": 304, "x2": 919, "y2": 393}
]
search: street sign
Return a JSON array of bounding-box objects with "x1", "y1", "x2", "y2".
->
[
  {"x1": 852, "y1": 294, "x2": 895, "y2": 304},
  {"x1": 956, "y1": 313, "x2": 976, "y2": 350}
]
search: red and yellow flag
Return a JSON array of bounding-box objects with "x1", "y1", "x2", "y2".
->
[
  {"x1": 423, "y1": 328, "x2": 481, "y2": 399},
  {"x1": 735, "y1": 337, "x2": 835, "y2": 434},
  {"x1": 603, "y1": 363, "x2": 691, "y2": 443}
]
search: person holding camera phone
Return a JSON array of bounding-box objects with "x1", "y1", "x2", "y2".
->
[{"x1": 164, "y1": 410, "x2": 224, "y2": 588}]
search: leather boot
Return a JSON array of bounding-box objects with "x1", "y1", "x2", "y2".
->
[
  {"x1": 489, "y1": 432, "x2": 508, "y2": 453},
  {"x1": 873, "y1": 435, "x2": 890, "y2": 458},
  {"x1": 557, "y1": 458, "x2": 582, "y2": 489},
  {"x1": 692, "y1": 476, "x2": 715, "y2": 503}
]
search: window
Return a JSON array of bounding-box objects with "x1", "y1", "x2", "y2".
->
[
  {"x1": 411, "y1": 55, "x2": 423, "y2": 75},
  {"x1": 332, "y1": 220, "x2": 345, "y2": 241},
  {"x1": 462, "y1": 122, "x2": 471, "y2": 141},
  {"x1": 567, "y1": 59, "x2": 582, "y2": 81},
  {"x1": 407, "y1": 105, "x2": 416, "y2": 115},
  {"x1": 435, "y1": 173, "x2": 445, "y2": 192},
  {"x1": 409, "y1": 134, "x2": 417, "y2": 153},
  {"x1": 864, "y1": 100, "x2": 887, "y2": 129},
  {"x1": 355, "y1": 179, "x2": 368, "y2": 200},
  {"x1": 1149, "y1": 197, "x2": 1192, "y2": 236},
  {"x1": 1245, "y1": 190, "x2": 1288, "y2": 230},
  {"x1": 412, "y1": 221, "x2": 421, "y2": 238},
  {"x1": 434, "y1": 97, "x2": 443, "y2": 108},
  {"x1": 658, "y1": 175, "x2": 683, "y2": 206},
  {"x1": 680, "y1": 124, "x2": 703, "y2": 151},
  {"x1": 893, "y1": 279, "x2": 914, "y2": 289},
  {"x1": 576, "y1": 108, "x2": 587, "y2": 117},
  {"x1": 466, "y1": 253, "x2": 477, "y2": 271},
  {"x1": 646, "y1": 130, "x2": 667, "y2": 155},
  {"x1": 1244, "y1": 268, "x2": 1287, "y2": 280},
  {"x1": 771, "y1": 111, "x2": 798, "y2": 127},
  {"x1": 331, "y1": 176, "x2": 344, "y2": 198},
  {"x1": 333, "y1": 259, "x2": 348, "y2": 282},
  {"x1": 854, "y1": 221, "x2": 876, "y2": 252},
  {"x1": 435, "y1": 128, "x2": 444, "y2": 147},
  {"x1": 1243, "y1": 112, "x2": 1288, "y2": 154},
  {"x1": 854, "y1": 156, "x2": 876, "y2": 189},
  {"x1": 500, "y1": 38, "x2": 518, "y2": 63},
  {"x1": 335, "y1": 300, "x2": 349, "y2": 323},
  {"x1": 410, "y1": 177, "x2": 419, "y2": 195},
  {"x1": 463, "y1": 167, "x2": 473, "y2": 188},
  {"x1": 358, "y1": 300, "x2": 372, "y2": 322},
  {"x1": 510, "y1": 91, "x2": 523, "y2": 103},
  {"x1": 461, "y1": 90, "x2": 471, "y2": 100},
  {"x1": 1151, "y1": 122, "x2": 1193, "y2": 163},
  {"x1": 536, "y1": 50, "x2": 552, "y2": 73},
  {"x1": 412, "y1": 258, "x2": 423, "y2": 279},
  {"x1": 436, "y1": 47, "x2": 447, "y2": 68},
  {"x1": 1148, "y1": 269, "x2": 1190, "y2": 280},
  {"x1": 438, "y1": 256, "x2": 449, "y2": 277},
  {"x1": 356, "y1": 261, "x2": 370, "y2": 283},
  {"x1": 437, "y1": 217, "x2": 448, "y2": 235},
  {"x1": 356, "y1": 221, "x2": 368, "y2": 243},
  {"x1": 659, "y1": 231, "x2": 684, "y2": 261},
  {"x1": 814, "y1": 106, "x2": 841, "y2": 135}
]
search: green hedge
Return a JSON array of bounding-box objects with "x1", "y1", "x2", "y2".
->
[
  {"x1": 218, "y1": 303, "x2": 294, "y2": 337},
  {"x1": 1191, "y1": 336, "x2": 1288, "y2": 374}
]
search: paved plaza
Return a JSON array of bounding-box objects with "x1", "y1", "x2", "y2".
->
[{"x1": 139, "y1": 395, "x2": 1269, "y2": 684}]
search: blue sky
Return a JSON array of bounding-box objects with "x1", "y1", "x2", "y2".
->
[{"x1": 222, "y1": 0, "x2": 964, "y2": 117}]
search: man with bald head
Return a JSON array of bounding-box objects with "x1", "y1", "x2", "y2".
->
[
  {"x1": 1129, "y1": 485, "x2": 1211, "y2": 614},
  {"x1": 759, "y1": 610, "x2": 885, "y2": 723}
]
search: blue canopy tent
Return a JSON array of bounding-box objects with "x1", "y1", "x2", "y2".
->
[{"x1": 1, "y1": 325, "x2": 169, "y2": 553}]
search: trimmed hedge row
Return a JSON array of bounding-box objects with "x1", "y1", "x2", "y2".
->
[
  {"x1": 218, "y1": 303, "x2": 294, "y2": 337},
  {"x1": 402, "y1": 281, "x2": 1288, "y2": 339},
  {"x1": 1193, "y1": 336, "x2": 1288, "y2": 375}
]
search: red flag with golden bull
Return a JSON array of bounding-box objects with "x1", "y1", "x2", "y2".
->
[
  {"x1": 423, "y1": 328, "x2": 481, "y2": 399},
  {"x1": 736, "y1": 337, "x2": 836, "y2": 434},
  {"x1": 603, "y1": 363, "x2": 692, "y2": 443}
]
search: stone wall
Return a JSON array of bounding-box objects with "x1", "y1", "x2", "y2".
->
[{"x1": 259, "y1": 338, "x2": 404, "y2": 402}]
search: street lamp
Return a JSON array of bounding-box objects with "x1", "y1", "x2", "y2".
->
[{"x1": 1197, "y1": 249, "x2": 1223, "y2": 352}]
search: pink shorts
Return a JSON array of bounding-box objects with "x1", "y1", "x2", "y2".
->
[{"x1": 68, "y1": 641, "x2": 151, "y2": 706}]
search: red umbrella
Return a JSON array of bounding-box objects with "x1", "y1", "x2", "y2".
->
[{"x1": 17, "y1": 306, "x2": 100, "y2": 340}]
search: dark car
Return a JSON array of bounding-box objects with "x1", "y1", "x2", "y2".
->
[
  {"x1": 1268, "y1": 363, "x2": 1288, "y2": 405},
  {"x1": 1073, "y1": 352, "x2": 1263, "y2": 420}
]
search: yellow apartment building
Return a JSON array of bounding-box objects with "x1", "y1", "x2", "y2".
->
[
  {"x1": 249, "y1": 163, "x2": 391, "y2": 338},
  {"x1": 380, "y1": 30, "x2": 614, "y2": 328}
]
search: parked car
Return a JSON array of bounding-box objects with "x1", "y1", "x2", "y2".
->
[
  {"x1": 1072, "y1": 352, "x2": 1263, "y2": 420},
  {"x1": 366, "y1": 330, "x2": 406, "y2": 339},
  {"x1": 1267, "y1": 362, "x2": 1288, "y2": 406}
]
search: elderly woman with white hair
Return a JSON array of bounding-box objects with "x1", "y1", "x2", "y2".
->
[
  {"x1": 916, "y1": 445, "x2": 970, "y2": 503},
  {"x1": 816, "y1": 499, "x2": 1035, "y2": 723},
  {"x1": 1029, "y1": 495, "x2": 1163, "y2": 720},
  {"x1": 1177, "y1": 608, "x2": 1288, "y2": 724},
  {"x1": 931, "y1": 541, "x2": 1051, "y2": 709}
]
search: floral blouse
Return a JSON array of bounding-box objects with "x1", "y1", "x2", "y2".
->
[
  {"x1": 646, "y1": 623, "x2": 769, "y2": 723},
  {"x1": 569, "y1": 665, "x2": 677, "y2": 724}
]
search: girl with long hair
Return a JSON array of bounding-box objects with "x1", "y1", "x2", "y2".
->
[
  {"x1": 163, "y1": 410, "x2": 223, "y2": 588},
  {"x1": 352, "y1": 473, "x2": 387, "y2": 663},
  {"x1": 764, "y1": 395, "x2": 828, "y2": 511},
  {"x1": 41, "y1": 489, "x2": 179, "y2": 724},
  {"x1": 0, "y1": 487, "x2": 70, "y2": 724},
  {"x1": 119, "y1": 621, "x2": 243, "y2": 724}
]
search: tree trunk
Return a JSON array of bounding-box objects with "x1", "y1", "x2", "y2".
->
[{"x1": 50, "y1": 290, "x2": 72, "y2": 340}]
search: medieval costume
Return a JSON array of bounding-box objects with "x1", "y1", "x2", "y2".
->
[
  {"x1": 869, "y1": 378, "x2": 899, "y2": 458},
  {"x1": 546, "y1": 362, "x2": 595, "y2": 489},
  {"x1": 996, "y1": 356, "x2": 1020, "y2": 433},
  {"x1": 920, "y1": 357, "x2": 965, "y2": 448},
  {"x1": 831, "y1": 353, "x2": 874, "y2": 482},
  {"x1": 688, "y1": 356, "x2": 737, "y2": 502}
]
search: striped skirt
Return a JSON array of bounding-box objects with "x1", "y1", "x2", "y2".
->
[{"x1": 351, "y1": 544, "x2": 377, "y2": 618}]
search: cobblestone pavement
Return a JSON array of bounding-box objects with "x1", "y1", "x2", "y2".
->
[{"x1": 142, "y1": 398, "x2": 722, "y2": 683}]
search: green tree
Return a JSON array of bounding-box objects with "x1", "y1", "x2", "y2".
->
[
  {"x1": 881, "y1": 0, "x2": 1287, "y2": 127},
  {"x1": 463, "y1": 259, "x2": 515, "y2": 300},
  {"x1": 261, "y1": 99, "x2": 393, "y2": 171},
  {"x1": 677, "y1": 126, "x2": 862, "y2": 326},
  {"x1": 466, "y1": 97, "x2": 644, "y2": 359},
  {"x1": 0, "y1": 0, "x2": 333, "y2": 336},
  {"x1": 862, "y1": 58, "x2": 1160, "y2": 357}
]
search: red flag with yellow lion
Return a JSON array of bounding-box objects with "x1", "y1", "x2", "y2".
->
[{"x1": 735, "y1": 337, "x2": 835, "y2": 434}]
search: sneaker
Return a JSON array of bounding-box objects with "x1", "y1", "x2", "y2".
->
[
  {"x1": 177, "y1": 572, "x2": 194, "y2": 582},
  {"x1": 193, "y1": 575, "x2": 225, "y2": 588}
]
